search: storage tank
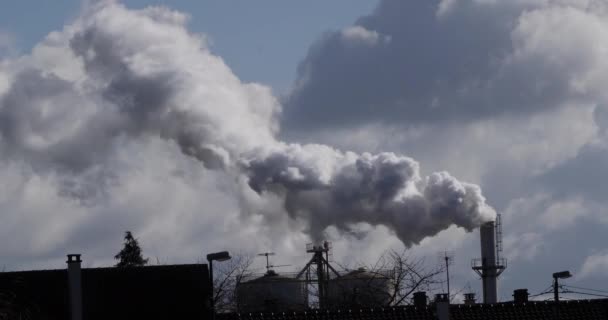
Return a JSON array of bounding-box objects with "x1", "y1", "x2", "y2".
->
[
  {"x1": 327, "y1": 267, "x2": 392, "y2": 308},
  {"x1": 236, "y1": 270, "x2": 307, "y2": 312}
]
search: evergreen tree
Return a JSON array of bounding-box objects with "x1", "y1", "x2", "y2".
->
[{"x1": 114, "y1": 231, "x2": 148, "y2": 267}]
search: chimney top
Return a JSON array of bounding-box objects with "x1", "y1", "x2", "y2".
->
[
  {"x1": 413, "y1": 291, "x2": 428, "y2": 307},
  {"x1": 464, "y1": 293, "x2": 476, "y2": 305},
  {"x1": 513, "y1": 289, "x2": 529, "y2": 304},
  {"x1": 435, "y1": 293, "x2": 449, "y2": 303},
  {"x1": 67, "y1": 254, "x2": 82, "y2": 263}
]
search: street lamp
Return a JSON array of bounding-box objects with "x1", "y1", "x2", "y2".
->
[
  {"x1": 552, "y1": 270, "x2": 572, "y2": 302},
  {"x1": 207, "y1": 251, "x2": 231, "y2": 319}
]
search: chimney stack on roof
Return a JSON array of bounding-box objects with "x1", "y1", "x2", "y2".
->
[
  {"x1": 67, "y1": 254, "x2": 83, "y2": 320},
  {"x1": 464, "y1": 293, "x2": 476, "y2": 305},
  {"x1": 435, "y1": 294, "x2": 450, "y2": 320},
  {"x1": 413, "y1": 291, "x2": 428, "y2": 308},
  {"x1": 513, "y1": 289, "x2": 529, "y2": 304}
]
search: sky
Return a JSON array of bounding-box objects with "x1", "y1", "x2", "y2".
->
[
  {"x1": 1, "y1": 0, "x2": 608, "y2": 303},
  {"x1": 0, "y1": 0, "x2": 378, "y2": 93}
]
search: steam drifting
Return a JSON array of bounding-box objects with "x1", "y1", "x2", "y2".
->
[{"x1": 0, "y1": 2, "x2": 494, "y2": 248}]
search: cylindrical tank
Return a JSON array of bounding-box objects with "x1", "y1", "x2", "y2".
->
[
  {"x1": 327, "y1": 268, "x2": 392, "y2": 308},
  {"x1": 237, "y1": 270, "x2": 307, "y2": 312}
]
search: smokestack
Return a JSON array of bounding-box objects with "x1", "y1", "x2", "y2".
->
[
  {"x1": 67, "y1": 254, "x2": 83, "y2": 320},
  {"x1": 413, "y1": 291, "x2": 428, "y2": 308},
  {"x1": 472, "y1": 219, "x2": 506, "y2": 304},
  {"x1": 434, "y1": 294, "x2": 450, "y2": 320},
  {"x1": 480, "y1": 221, "x2": 497, "y2": 304}
]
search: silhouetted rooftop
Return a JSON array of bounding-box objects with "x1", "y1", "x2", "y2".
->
[
  {"x1": 218, "y1": 299, "x2": 608, "y2": 320},
  {"x1": 0, "y1": 264, "x2": 210, "y2": 320}
]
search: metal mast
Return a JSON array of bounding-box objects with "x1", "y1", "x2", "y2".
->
[
  {"x1": 296, "y1": 241, "x2": 340, "y2": 309},
  {"x1": 441, "y1": 251, "x2": 454, "y2": 302}
]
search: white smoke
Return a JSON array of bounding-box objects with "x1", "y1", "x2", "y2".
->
[
  {"x1": 245, "y1": 145, "x2": 494, "y2": 244},
  {"x1": 0, "y1": 1, "x2": 494, "y2": 253}
]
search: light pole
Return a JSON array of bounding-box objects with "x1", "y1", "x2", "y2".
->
[
  {"x1": 207, "y1": 251, "x2": 231, "y2": 319},
  {"x1": 552, "y1": 271, "x2": 572, "y2": 302}
]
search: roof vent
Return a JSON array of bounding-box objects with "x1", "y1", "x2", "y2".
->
[
  {"x1": 413, "y1": 291, "x2": 427, "y2": 307},
  {"x1": 513, "y1": 289, "x2": 529, "y2": 304},
  {"x1": 464, "y1": 293, "x2": 476, "y2": 305}
]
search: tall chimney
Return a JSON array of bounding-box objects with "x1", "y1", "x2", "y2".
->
[
  {"x1": 471, "y1": 220, "x2": 506, "y2": 304},
  {"x1": 67, "y1": 254, "x2": 83, "y2": 320},
  {"x1": 480, "y1": 222, "x2": 497, "y2": 303}
]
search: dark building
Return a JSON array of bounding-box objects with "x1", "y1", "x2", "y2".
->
[{"x1": 0, "y1": 258, "x2": 210, "y2": 320}]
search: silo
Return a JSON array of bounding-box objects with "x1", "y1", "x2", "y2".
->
[
  {"x1": 327, "y1": 267, "x2": 393, "y2": 308},
  {"x1": 236, "y1": 270, "x2": 307, "y2": 312}
]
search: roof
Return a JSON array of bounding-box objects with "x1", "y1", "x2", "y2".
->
[
  {"x1": 218, "y1": 299, "x2": 608, "y2": 320},
  {"x1": 451, "y1": 299, "x2": 608, "y2": 319},
  {"x1": 0, "y1": 264, "x2": 210, "y2": 320},
  {"x1": 218, "y1": 306, "x2": 434, "y2": 320}
]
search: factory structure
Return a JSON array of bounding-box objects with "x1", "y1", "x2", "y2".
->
[
  {"x1": 234, "y1": 215, "x2": 507, "y2": 312},
  {"x1": 236, "y1": 242, "x2": 393, "y2": 313},
  {"x1": 221, "y1": 214, "x2": 608, "y2": 319}
]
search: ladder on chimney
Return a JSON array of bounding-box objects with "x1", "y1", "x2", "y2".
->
[{"x1": 495, "y1": 213, "x2": 503, "y2": 263}]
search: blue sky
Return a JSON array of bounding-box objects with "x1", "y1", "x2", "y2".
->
[{"x1": 0, "y1": 0, "x2": 378, "y2": 93}]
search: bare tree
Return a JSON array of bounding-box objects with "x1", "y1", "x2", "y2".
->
[
  {"x1": 209, "y1": 253, "x2": 255, "y2": 313},
  {"x1": 332, "y1": 249, "x2": 444, "y2": 308},
  {"x1": 386, "y1": 249, "x2": 444, "y2": 306}
]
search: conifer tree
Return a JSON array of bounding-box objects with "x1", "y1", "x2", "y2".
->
[{"x1": 114, "y1": 231, "x2": 148, "y2": 267}]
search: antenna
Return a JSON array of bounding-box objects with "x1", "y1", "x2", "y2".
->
[
  {"x1": 257, "y1": 252, "x2": 275, "y2": 271},
  {"x1": 267, "y1": 264, "x2": 292, "y2": 270},
  {"x1": 439, "y1": 251, "x2": 455, "y2": 302}
]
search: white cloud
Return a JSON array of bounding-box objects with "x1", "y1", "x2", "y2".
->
[
  {"x1": 340, "y1": 26, "x2": 389, "y2": 47},
  {"x1": 538, "y1": 197, "x2": 588, "y2": 230},
  {"x1": 580, "y1": 251, "x2": 608, "y2": 279},
  {"x1": 503, "y1": 232, "x2": 543, "y2": 262}
]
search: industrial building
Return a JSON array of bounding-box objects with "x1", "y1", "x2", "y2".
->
[
  {"x1": 235, "y1": 217, "x2": 507, "y2": 312},
  {"x1": 223, "y1": 215, "x2": 608, "y2": 319},
  {"x1": 237, "y1": 269, "x2": 308, "y2": 312}
]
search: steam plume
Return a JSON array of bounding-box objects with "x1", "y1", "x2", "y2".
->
[{"x1": 0, "y1": 2, "x2": 495, "y2": 247}]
